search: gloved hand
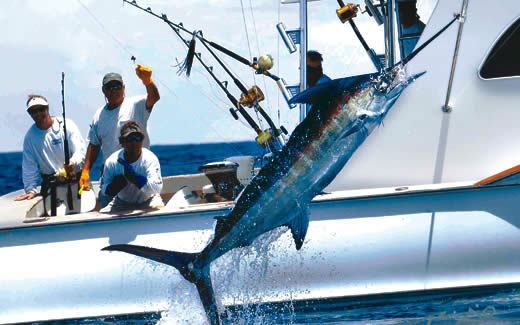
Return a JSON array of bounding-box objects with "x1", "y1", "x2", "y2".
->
[
  {"x1": 56, "y1": 168, "x2": 67, "y2": 183},
  {"x1": 79, "y1": 169, "x2": 91, "y2": 191},
  {"x1": 118, "y1": 158, "x2": 147, "y2": 188},
  {"x1": 105, "y1": 174, "x2": 128, "y2": 197},
  {"x1": 64, "y1": 163, "x2": 77, "y2": 181},
  {"x1": 136, "y1": 64, "x2": 153, "y2": 86}
]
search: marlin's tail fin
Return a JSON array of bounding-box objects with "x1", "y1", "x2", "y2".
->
[{"x1": 102, "y1": 244, "x2": 220, "y2": 325}]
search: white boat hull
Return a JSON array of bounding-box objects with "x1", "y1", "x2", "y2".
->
[{"x1": 2, "y1": 182, "x2": 520, "y2": 323}]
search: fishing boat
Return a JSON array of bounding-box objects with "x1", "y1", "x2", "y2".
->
[{"x1": 2, "y1": 0, "x2": 520, "y2": 323}]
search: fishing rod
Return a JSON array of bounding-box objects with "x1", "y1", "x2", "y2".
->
[
  {"x1": 61, "y1": 72, "x2": 74, "y2": 211},
  {"x1": 336, "y1": 1, "x2": 461, "y2": 74},
  {"x1": 398, "y1": 14, "x2": 460, "y2": 67},
  {"x1": 160, "y1": 14, "x2": 278, "y2": 151},
  {"x1": 336, "y1": 0, "x2": 382, "y2": 71},
  {"x1": 193, "y1": 31, "x2": 288, "y2": 144},
  {"x1": 123, "y1": 0, "x2": 286, "y2": 150},
  {"x1": 122, "y1": 0, "x2": 281, "y2": 81}
]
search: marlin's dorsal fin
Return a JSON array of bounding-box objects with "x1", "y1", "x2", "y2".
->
[{"x1": 286, "y1": 207, "x2": 310, "y2": 250}]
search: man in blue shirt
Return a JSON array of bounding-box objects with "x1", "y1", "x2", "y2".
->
[
  {"x1": 307, "y1": 50, "x2": 331, "y2": 88},
  {"x1": 306, "y1": 50, "x2": 331, "y2": 114}
]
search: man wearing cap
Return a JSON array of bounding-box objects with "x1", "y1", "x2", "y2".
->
[
  {"x1": 79, "y1": 64, "x2": 160, "y2": 196},
  {"x1": 100, "y1": 121, "x2": 163, "y2": 212},
  {"x1": 15, "y1": 94, "x2": 86, "y2": 201}
]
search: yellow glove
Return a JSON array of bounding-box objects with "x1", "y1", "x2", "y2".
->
[
  {"x1": 56, "y1": 168, "x2": 67, "y2": 183},
  {"x1": 79, "y1": 169, "x2": 91, "y2": 191},
  {"x1": 136, "y1": 64, "x2": 153, "y2": 86}
]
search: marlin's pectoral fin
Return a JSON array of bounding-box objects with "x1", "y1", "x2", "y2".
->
[{"x1": 286, "y1": 207, "x2": 310, "y2": 250}]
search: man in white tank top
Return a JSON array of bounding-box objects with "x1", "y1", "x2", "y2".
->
[{"x1": 79, "y1": 65, "x2": 160, "y2": 193}]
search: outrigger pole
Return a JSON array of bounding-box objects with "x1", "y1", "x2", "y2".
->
[
  {"x1": 122, "y1": 0, "x2": 286, "y2": 150},
  {"x1": 123, "y1": 0, "x2": 281, "y2": 82}
]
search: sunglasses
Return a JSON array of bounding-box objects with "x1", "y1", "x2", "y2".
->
[
  {"x1": 104, "y1": 83, "x2": 123, "y2": 91},
  {"x1": 124, "y1": 135, "x2": 143, "y2": 142},
  {"x1": 27, "y1": 106, "x2": 47, "y2": 115}
]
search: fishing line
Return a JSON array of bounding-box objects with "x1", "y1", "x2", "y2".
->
[
  {"x1": 77, "y1": 0, "x2": 248, "y2": 155},
  {"x1": 248, "y1": 0, "x2": 273, "y2": 116},
  {"x1": 76, "y1": 0, "x2": 134, "y2": 58},
  {"x1": 121, "y1": 0, "x2": 285, "y2": 152},
  {"x1": 240, "y1": 0, "x2": 255, "y2": 85}
]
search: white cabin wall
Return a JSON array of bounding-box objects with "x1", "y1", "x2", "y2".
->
[{"x1": 327, "y1": 0, "x2": 520, "y2": 192}]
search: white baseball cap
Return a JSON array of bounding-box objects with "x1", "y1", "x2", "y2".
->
[{"x1": 27, "y1": 97, "x2": 49, "y2": 109}]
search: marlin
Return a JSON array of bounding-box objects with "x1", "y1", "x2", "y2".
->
[{"x1": 103, "y1": 65, "x2": 424, "y2": 324}]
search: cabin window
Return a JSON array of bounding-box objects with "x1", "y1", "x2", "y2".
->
[{"x1": 480, "y1": 17, "x2": 520, "y2": 79}]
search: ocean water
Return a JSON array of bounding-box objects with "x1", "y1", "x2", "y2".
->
[
  {"x1": 0, "y1": 141, "x2": 263, "y2": 197},
  {"x1": 3, "y1": 142, "x2": 520, "y2": 324}
]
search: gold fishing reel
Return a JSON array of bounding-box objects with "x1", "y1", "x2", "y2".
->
[
  {"x1": 336, "y1": 3, "x2": 358, "y2": 23},
  {"x1": 240, "y1": 86, "x2": 265, "y2": 108}
]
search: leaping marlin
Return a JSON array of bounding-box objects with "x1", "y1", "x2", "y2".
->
[{"x1": 103, "y1": 66, "x2": 424, "y2": 324}]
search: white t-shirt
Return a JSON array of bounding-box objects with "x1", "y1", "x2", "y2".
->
[
  {"x1": 22, "y1": 117, "x2": 86, "y2": 194},
  {"x1": 100, "y1": 148, "x2": 163, "y2": 204},
  {"x1": 87, "y1": 95, "x2": 151, "y2": 163}
]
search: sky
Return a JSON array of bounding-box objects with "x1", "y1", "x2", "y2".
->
[{"x1": 0, "y1": 0, "x2": 436, "y2": 153}]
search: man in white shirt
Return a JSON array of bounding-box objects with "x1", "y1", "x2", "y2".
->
[
  {"x1": 15, "y1": 95, "x2": 86, "y2": 201},
  {"x1": 79, "y1": 64, "x2": 160, "y2": 193},
  {"x1": 100, "y1": 121, "x2": 163, "y2": 212}
]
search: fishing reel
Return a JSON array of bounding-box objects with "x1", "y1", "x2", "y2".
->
[
  {"x1": 254, "y1": 55, "x2": 274, "y2": 73},
  {"x1": 336, "y1": 3, "x2": 358, "y2": 23},
  {"x1": 240, "y1": 86, "x2": 265, "y2": 108}
]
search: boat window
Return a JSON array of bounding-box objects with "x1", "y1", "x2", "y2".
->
[{"x1": 480, "y1": 17, "x2": 520, "y2": 79}]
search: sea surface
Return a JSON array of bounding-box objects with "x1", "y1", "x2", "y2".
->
[{"x1": 3, "y1": 142, "x2": 520, "y2": 324}]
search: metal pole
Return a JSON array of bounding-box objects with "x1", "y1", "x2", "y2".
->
[
  {"x1": 383, "y1": 0, "x2": 395, "y2": 68},
  {"x1": 442, "y1": 0, "x2": 469, "y2": 113},
  {"x1": 299, "y1": 0, "x2": 308, "y2": 122}
]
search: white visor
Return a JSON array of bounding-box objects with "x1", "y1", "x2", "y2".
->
[{"x1": 27, "y1": 97, "x2": 49, "y2": 109}]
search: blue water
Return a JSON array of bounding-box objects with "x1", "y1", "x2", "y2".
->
[
  {"x1": 0, "y1": 141, "x2": 263, "y2": 196},
  {"x1": 4, "y1": 142, "x2": 520, "y2": 324}
]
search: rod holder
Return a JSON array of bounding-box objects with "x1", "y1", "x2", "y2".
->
[
  {"x1": 277, "y1": 22, "x2": 297, "y2": 53},
  {"x1": 276, "y1": 78, "x2": 297, "y2": 109}
]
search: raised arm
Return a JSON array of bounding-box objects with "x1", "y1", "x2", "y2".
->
[{"x1": 135, "y1": 64, "x2": 160, "y2": 110}]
